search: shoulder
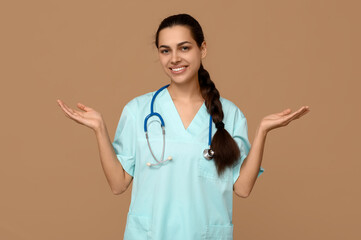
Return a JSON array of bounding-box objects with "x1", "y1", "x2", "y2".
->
[
  {"x1": 121, "y1": 89, "x2": 157, "y2": 116},
  {"x1": 125, "y1": 92, "x2": 152, "y2": 108},
  {"x1": 219, "y1": 96, "x2": 246, "y2": 119},
  {"x1": 219, "y1": 97, "x2": 249, "y2": 135}
]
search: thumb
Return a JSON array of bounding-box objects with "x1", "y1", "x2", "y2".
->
[
  {"x1": 279, "y1": 108, "x2": 291, "y2": 116},
  {"x1": 77, "y1": 103, "x2": 92, "y2": 112}
]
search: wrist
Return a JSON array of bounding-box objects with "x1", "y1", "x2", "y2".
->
[
  {"x1": 256, "y1": 124, "x2": 268, "y2": 137},
  {"x1": 94, "y1": 121, "x2": 107, "y2": 136}
]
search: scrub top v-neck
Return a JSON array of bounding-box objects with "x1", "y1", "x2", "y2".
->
[{"x1": 112, "y1": 87, "x2": 264, "y2": 240}]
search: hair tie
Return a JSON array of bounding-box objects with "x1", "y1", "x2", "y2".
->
[{"x1": 215, "y1": 121, "x2": 224, "y2": 129}]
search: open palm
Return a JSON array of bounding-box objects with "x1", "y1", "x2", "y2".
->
[
  {"x1": 260, "y1": 106, "x2": 310, "y2": 133},
  {"x1": 57, "y1": 99, "x2": 103, "y2": 131}
]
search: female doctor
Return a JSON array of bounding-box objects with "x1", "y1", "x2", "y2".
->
[{"x1": 57, "y1": 13, "x2": 310, "y2": 240}]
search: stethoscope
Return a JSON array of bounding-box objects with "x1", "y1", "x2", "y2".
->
[{"x1": 144, "y1": 84, "x2": 215, "y2": 167}]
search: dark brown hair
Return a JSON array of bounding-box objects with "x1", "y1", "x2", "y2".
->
[{"x1": 154, "y1": 13, "x2": 240, "y2": 177}]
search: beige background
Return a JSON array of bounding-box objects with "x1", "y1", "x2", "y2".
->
[{"x1": 1, "y1": 0, "x2": 360, "y2": 239}]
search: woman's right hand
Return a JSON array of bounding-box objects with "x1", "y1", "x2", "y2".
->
[{"x1": 57, "y1": 99, "x2": 104, "y2": 132}]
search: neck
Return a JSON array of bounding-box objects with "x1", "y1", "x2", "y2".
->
[{"x1": 167, "y1": 75, "x2": 203, "y2": 102}]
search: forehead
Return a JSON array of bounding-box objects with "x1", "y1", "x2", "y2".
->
[{"x1": 158, "y1": 25, "x2": 195, "y2": 46}]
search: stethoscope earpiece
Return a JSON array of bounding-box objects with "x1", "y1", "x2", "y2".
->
[{"x1": 146, "y1": 156, "x2": 172, "y2": 167}]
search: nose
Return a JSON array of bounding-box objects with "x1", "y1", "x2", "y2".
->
[{"x1": 170, "y1": 50, "x2": 181, "y2": 64}]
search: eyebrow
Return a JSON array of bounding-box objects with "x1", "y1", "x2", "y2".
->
[{"x1": 159, "y1": 41, "x2": 192, "y2": 49}]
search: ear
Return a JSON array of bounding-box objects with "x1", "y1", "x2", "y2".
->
[{"x1": 201, "y1": 41, "x2": 207, "y2": 59}]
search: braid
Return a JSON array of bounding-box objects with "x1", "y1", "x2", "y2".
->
[
  {"x1": 154, "y1": 13, "x2": 241, "y2": 177},
  {"x1": 198, "y1": 63, "x2": 240, "y2": 177},
  {"x1": 198, "y1": 64, "x2": 223, "y2": 121}
]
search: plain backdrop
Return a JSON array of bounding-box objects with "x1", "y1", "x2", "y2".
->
[{"x1": 0, "y1": 0, "x2": 360, "y2": 239}]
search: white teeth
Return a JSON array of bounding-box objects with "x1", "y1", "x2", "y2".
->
[{"x1": 172, "y1": 67, "x2": 186, "y2": 71}]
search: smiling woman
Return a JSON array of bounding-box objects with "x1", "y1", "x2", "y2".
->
[
  {"x1": 57, "y1": 12, "x2": 310, "y2": 240},
  {"x1": 154, "y1": 19, "x2": 242, "y2": 178},
  {"x1": 112, "y1": 13, "x2": 264, "y2": 240},
  {"x1": 157, "y1": 25, "x2": 205, "y2": 88}
]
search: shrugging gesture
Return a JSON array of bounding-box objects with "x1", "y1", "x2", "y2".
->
[
  {"x1": 234, "y1": 105, "x2": 311, "y2": 197},
  {"x1": 260, "y1": 106, "x2": 310, "y2": 133},
  {"x1": 56, "y1": 98, "x2": 133, "y2": 194},
  {"x1": 56, "y1": 99, "x2": 104, "y2": 132}
]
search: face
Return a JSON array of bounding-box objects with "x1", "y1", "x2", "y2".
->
[{"x1": 157, "y1": 25, "x2": 207, "y2": 85}]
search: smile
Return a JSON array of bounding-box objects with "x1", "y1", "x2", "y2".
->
[{"x1": 170, "y1": 66, "x2": 188, "y2": 74}]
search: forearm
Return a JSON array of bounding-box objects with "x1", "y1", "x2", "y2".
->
[
  {"x1": 235, "y1": 125, "x2": 267, "y2": 197},
  {"x1": 94, "y1": 123, "x2": 126, "y2": 194}
]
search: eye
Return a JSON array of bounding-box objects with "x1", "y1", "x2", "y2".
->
[
  {"x1": 181, "y1": 46, "x2": 189, "y2": 51},
  {"x1": 160, "y1": 49, "x2": 169, "y2": 54}
]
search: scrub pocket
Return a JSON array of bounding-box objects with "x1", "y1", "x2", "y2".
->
[
  {"x1": 124, "y1": 212, "x2": 151, "y2": 240},
  {"x1": 204, "y1": 224, "x2": 234, "y2": 240},
  {"x1": 198, "y1": 157, "x2": 231, "y2": 182}
]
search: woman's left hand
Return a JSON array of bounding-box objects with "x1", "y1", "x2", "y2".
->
[{"x1": 259, "y1": 106, "x2": 310, "y2": 134}]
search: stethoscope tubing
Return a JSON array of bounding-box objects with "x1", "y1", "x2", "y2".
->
[
  {"x1": 143, "y1": 84, "x2": 169, "y2": 132},
  {"x1": 144, "y1": 84, "x2": 214, "y2": 166}
]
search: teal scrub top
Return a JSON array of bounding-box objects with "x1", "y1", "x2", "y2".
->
[{"x1": 112, "y1": 87, "x2": 264, "y2": 240}]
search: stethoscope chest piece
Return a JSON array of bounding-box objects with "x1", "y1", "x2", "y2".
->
[{"x1": 203, "y1": 148, "x2": 214, "y2": 160}]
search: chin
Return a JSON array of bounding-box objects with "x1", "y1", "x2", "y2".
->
[{"x1": 168, "y1": 74, "x2": 197, "y2": 85}]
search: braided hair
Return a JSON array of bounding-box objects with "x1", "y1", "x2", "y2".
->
[{"x1": 154, "y1": 13, "x2": 240, "y2": 177}]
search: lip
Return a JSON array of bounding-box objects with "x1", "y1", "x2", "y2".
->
[
  {"x1": 169, "y1": 65, "x2": 188, "y2": 70},
  {"x1": 169, "y1": 65, "x2": 188, "y2": 74}
]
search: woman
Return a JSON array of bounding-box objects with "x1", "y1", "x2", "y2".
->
[{"x1": 57, "y1": 13, "x2": 310, "y2": 240}]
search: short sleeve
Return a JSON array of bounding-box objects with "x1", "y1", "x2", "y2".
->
[
  {"x1": 232, "y1": 108, "x2": 264, "y2": 184},
  {"x1": 112, "y1": 104, "x2": 136, "y2": 177}
]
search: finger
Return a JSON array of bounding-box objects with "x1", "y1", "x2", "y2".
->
[
  {"x1": 59, "y1": 104, "x2": 72, "y2": 119},
  {"x1": 61, "y1": 102, "x2": 78, "y2": 116},
  {"x1": 61, "y1": 104, "x2": 76, "y2": 118},
  {"x1": 77, "y1": 103, "x2": 92, "y2": 112},
  {"x1": 290, "y1": 107, "x2": 307, "y2": 119},
  {"x1": 58, "y1": 101, "x2": 75, "y2": 116},
  {"x1": 285, "y1": 107, "x2": 309, "y2": 122},
  {"x1": 296, "y1": 106, "x2": 310, "y2": 116},
  {"x1": 57, "y1": 100, "x2": 72, "y2": 115},
  {"x1": 69, "y1": 106, "x2": 84, "y2": 116},
  {"x1": 57, "y1": 100, "x2": 82, "y2": 121},
  {"x1": 294, "y1": 107, "x2": 310, "y2": 119},
  {"x1": 62, "y1": 112, "x2": 71, "y2": 119},
  {"x1": 62, "y1": 106, "x2": 83, "y2": 123},
  {"x1": 277, "y1": 108, "x2": 292, "y2": 116},
  {"x1": 57, "y1": 100, "x2": 77, "y2": 120}
]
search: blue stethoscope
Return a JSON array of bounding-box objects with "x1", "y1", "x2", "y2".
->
[{"x1": 144, "y1": 84, "x2": 215, "y2": 167}]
